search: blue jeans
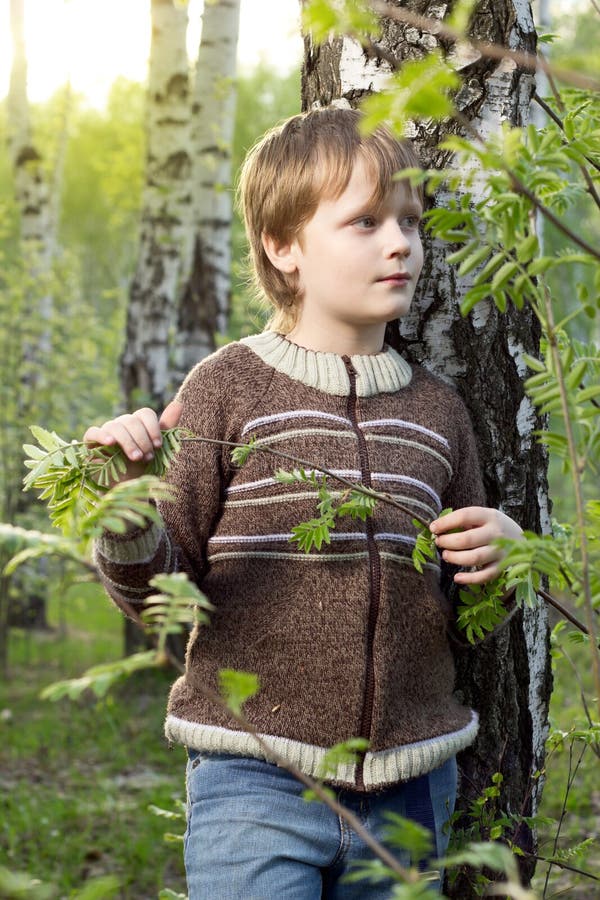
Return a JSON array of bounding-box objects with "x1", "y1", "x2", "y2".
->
[{"x1": 184, "y1": 751, "x2": 457, "y2": 899}]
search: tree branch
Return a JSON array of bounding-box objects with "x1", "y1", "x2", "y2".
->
[{"x1": 182, "y1": 435, "x2": 427, "y2": 526}]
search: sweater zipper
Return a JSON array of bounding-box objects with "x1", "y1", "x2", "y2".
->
[{"x1": 343, "y1": 357, "x2": 381, "y2": 791}]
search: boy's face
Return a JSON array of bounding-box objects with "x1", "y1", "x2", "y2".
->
[{"x1": 281, "y1": 158, "x2": 424, "y2": 343}]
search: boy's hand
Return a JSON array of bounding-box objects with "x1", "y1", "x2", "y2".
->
[
  {"x1": 83, "y1": 400, "x2": 183, "y2": 484},
  {"x1": 429, "y1": 507, "x2": 523, "y2": 585}
]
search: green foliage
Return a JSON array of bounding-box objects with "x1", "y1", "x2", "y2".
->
[
  {"x1": 0, "y1": 867, "x2": 121, "y2": 900},
  {"x1": 230, "y1": 436, "x2": 258, "y2": 466},
  {"x1": 218, "y1": 668, "x2": 260, "y2": 716},
  {"x1": 383, "y1": 813, "x2": 435, "y2": 862},
  {"x1": 301, "y1": 0, "x2": 380, "y2": 44},
  {"x1": 39, "y1": 651, "x2": 158, "y2": 702},
  {"x1": 412, "y1": 509, "x2": 453, "y2": 574},
  {"x1": 143, "y1": 573, "x2": 214, "y2": 655},
  {"x1": 455, "y1": 581, "x2": 512, "y2": 644},
  {"x1": 273, "y1": 467, "x2": 378, "y2": 553},
  {"x1": 21, "y1": 426, "x2": 184, "y2": 541},
  {"x1": 315, "y1": 737, "x2": 370, "y2": 780},
  {"x1": 361, "y1": 54, "x2": 461, "y2": 134}
]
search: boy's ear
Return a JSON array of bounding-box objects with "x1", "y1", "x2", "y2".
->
[{"x1": 261, "y1": 232, "x2": 298, "y2": 274}]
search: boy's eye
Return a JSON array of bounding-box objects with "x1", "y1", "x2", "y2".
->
[
  {"x1": 401, "y1": 215, "x2": 421, "y2": 229},
  {"x1": 354, "y1": 215, "x2": 377, "y2": 229}
]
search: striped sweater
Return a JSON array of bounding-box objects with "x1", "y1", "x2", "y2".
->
[{"x1": 95, "y1": 331, "x2": 486, "y2": 790}]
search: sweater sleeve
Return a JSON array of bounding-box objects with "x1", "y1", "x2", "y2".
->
[
  {"x1": 94, "y1": 355, "x2": 232, "y2": 610},
  {"x1": 441, "y1": 393, "x2": 486, "y2": 513}
]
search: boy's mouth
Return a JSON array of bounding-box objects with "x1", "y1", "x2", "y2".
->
[{"x1": 378, "y1": 273, "x2": 411, "y2": 284}]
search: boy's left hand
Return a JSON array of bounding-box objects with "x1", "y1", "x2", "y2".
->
[{"x1": 428, "y1": 507, "x2": 523, "y2": 585}]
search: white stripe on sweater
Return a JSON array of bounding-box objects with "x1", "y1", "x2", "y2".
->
[
  {"x1": 208, "y1": 532, "x2": 417, "y2": 546},
  {"x1": 242, "y1": 409, "x2": 349, "y2": 435},
  {"x1": 223, "y1": 491, "x2": 438, "y2": 520},
  {"x1": 250, "y1": 428, "x2": 452, "y2": 476},
  {"x1": 241, "y1": 409, "x2": 449, "y2": 449},
  {"x1": 206, "y1": 549, "x2": 439, "y2": 571},
  {"x1": 226, "y1": 470, "x2": 441, "y2": 507}
]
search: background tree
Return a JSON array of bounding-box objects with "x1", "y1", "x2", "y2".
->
[
  {"x1": 120, "y1": 0, "x2": 192, "y2": 411},
  {"x1": 176, "y1": 0, "x2": 242, "y2": 378},
  {"x1": 4, "y1": 0, "x2": 73, "y2": 633},
  {"x1": 302, "y1": 1, "x2": 551, "y2": 893}
]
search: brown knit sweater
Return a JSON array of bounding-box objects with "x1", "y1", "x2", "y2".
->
[{"x1": 95, "y1": 331, "x2": 486, "y2": 790}]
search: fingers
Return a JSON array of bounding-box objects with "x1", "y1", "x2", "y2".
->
[
  {"x1": 83, "y1": 408, "x2": 161, "y2": 462},
  {"x1": 430, "y1": 506, "x2": 497, "y2": 536},
  {"x1": 453, "y1": 562, "x2": 502, "y2": 586},
  {"x1": 438, "y1": 542, "x2": 503, "y2": 570},
  {"x1": 429, "y1": 506, "x2": 523, "y2": 586}
]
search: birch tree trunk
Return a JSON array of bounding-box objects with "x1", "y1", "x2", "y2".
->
[
  {"x1": 6, "y1": 0, "x2": 64, "y2": 634},
  {"x1": 302, "y1": 2, "x2": 551, "y2": 893},
  {"x1": 120, "y1": 0, "x2": 192, "y2": 409},
  {"x1": 7, "y1": 0, "x2": 54, "y2": 335},
  {"x1": 175, "y1": 0, "x2": 242, "y2": 378}
]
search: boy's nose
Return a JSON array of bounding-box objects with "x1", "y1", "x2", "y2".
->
[{"x1": 383, "y1": 220, "x2": 411, "y2": 257}]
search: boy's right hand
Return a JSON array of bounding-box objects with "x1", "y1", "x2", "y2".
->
[{"x1": 83, "y1": 400, "x2": 183, "y2": 484}]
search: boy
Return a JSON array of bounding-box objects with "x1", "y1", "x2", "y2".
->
[{"x1": 86, "y1": 107, "x2": 522, "y2": 898}]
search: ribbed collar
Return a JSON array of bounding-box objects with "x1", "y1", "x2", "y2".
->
[{"x1": 240, "y1": 331, "x2": 412, "y2": 397}]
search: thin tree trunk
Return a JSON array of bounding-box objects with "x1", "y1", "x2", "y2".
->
[
  {"x1": 7, "y1": 0, "x2": 54, "y2": 344},
  {"x1": 175, "y1": 0, "x2": 242, "y2": 377},
  {"x1": 6, "y1": 0, "x2": 64, "y2": 635},
  {"x1": 302, "y1": 2, "x2": 551, "y2": 894},
  {"x1": 120, "y1": 0, "x2": 193, "y2": 410}
]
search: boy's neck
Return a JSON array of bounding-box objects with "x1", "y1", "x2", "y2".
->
[{"x1": 284, "y1": 322, "x2": 387, "y2": 357}]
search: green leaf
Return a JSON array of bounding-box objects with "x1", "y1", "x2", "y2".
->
[
  {"x1": 446, "y1": 0, "x2": 478, "y2": 32},
  {"x1": 40, "y1": 652, "x2": 158, "y2": 702},
  {"x1": 231, "y1": 438, "x2": 257, "y2": 467},
  {"x1": 317, "y1": 737, "x2": 369, "y2": 778},
  {"x1": 290, "y1": 516, "x2": 334, "y2": 553},
  {"x1": 301, "y1": 0, "x2": 380, "y2": 44},
  {"x1": 218, "y1": 669, "x2": 260, "y2": 715},
  {"x1": 29, "y1": 425, "x2": 68, "y2": 453},
  {"x1": 527, "y1": 256, "x2": 555, "y2": 276},
  {"x1": 360, "y1": 52, "x2": 460, "y2": 133},
  {"x1": 71, "y1": 876, "x2": 121, "y2": 900},
  {"x1": 458, "y1": 245, "x2": 491, "y2": 277},
  {"x1": 516, "y1": 233, "x2": 539, "y2": 263},
  {"x1": 491, "y1": 260, "x2": 519, "y2": 291}
]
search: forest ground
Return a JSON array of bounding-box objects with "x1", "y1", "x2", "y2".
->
[{"x1": 1, "y1": 588, "x2": 598, "y2": 898}]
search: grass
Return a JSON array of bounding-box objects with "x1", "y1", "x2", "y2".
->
[
  {"x1": 0, "y1": 581, "x2": 187, "y2": 899},
  {"x1": 530, "y1": 631, "x2": 600, "y2": 898}
]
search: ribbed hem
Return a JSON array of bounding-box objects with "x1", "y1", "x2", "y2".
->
[
  {"x1": 240, "y1": 331, "x2": 412, "y2": 397},
  {"x1": 165, "y1": 712, "x2": 478, "y2": 789}
]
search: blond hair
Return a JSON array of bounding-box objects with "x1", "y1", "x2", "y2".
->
[{"x1": 237, "y1": 106, "x2": 423, "y2": 334}]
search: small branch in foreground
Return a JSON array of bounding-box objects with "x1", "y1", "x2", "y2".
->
[
  {"x1": 180, "y1": 434, "x2": 595, "y2": 641},
  {"x1": 532, "y1": 92, "x2": 600, "y2": 178},
  {"x1": 527, "y1": 852, "x2": 600, "y2": 883},
  {"x1": 452, "y1": 109, "x2": 600, "y2": 263},
  {"x1": 182, "y1": 435, "x2": 428, "y2": 527}
]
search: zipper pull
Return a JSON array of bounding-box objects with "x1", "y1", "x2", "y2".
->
[{"x1": 342, "y1": 355, "x2": 358, "y2": 378}]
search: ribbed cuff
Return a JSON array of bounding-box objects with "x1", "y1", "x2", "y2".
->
[{"x1": 95, "y1": 521, "x2": 163, "y2": 565}]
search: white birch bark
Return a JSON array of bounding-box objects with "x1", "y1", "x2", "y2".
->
[
  {"x1": 175, "y1": 0, "x2": 241, "y2": 377},
  {"x1": 121, "y1": 0, "x2": 193, "y2": 408},
  {"x1": 7, "y1": 0, "x2": 54, "y2": 326},
  {"x1": 303, "y1": 2, "x2": 551, "y2": 893}
]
